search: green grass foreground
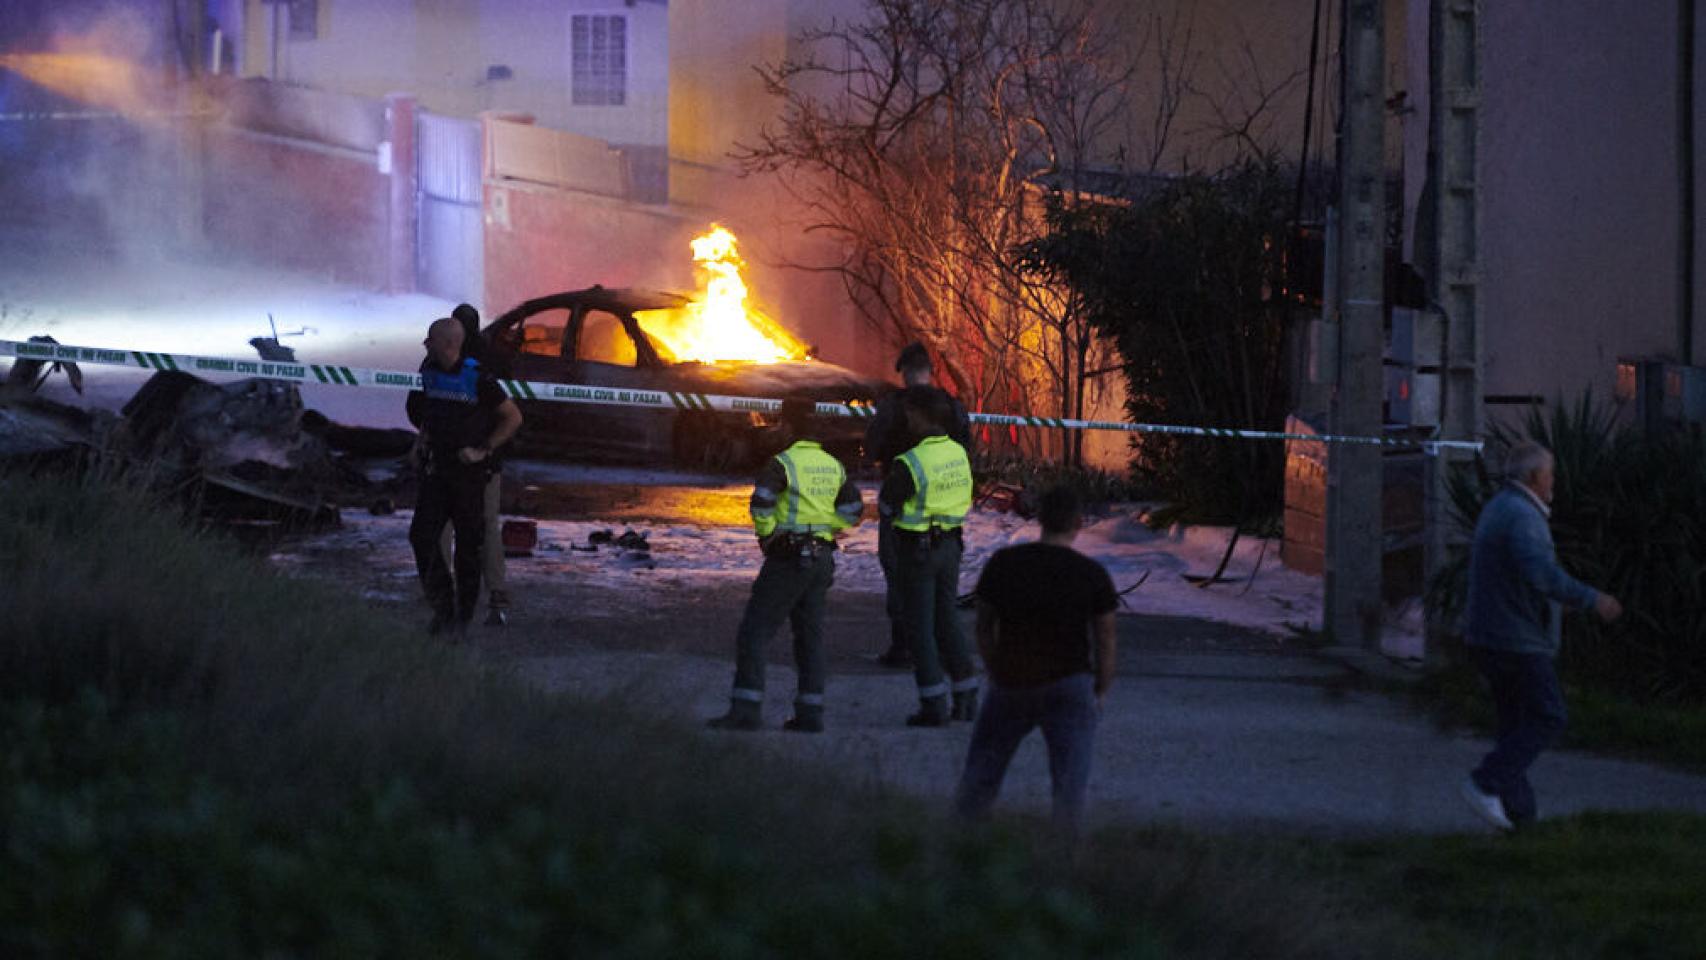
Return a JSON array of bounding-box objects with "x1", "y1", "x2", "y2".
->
[
  {"x1": 1407, "y1": 657, "x2": 1706, "y2": 774},
  {"x1": 2, "y1": 471, "x2": 1703, "y2": 958}
]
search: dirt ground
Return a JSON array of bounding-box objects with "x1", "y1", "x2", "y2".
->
[{"x1": 275, "y1": 521, "x2": 1706, "y2": 837}]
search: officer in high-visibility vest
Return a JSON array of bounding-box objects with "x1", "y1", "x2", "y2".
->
[
  {"x1": 865, "y1": 342, "x2": 972, "y2": 669},
  {"x1": 878, "y1": 389, "x2": 979, "y2": 727},
  {"x1": 708, "y1": 396, "x2": 865, "y2": 733}
]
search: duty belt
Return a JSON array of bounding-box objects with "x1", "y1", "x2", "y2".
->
[
  {"x1": 896, "y1": 526, "x2": 963, "y2": 545},
  {"x1": 766, "y1": 531, "x2": 834, "y2": 565}
]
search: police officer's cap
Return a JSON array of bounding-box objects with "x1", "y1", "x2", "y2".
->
[{"x1": 895, "y1": 342, "x2": 931, "y2": 373}]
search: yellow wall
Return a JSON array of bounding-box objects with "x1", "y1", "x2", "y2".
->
[
  {"x1": 667, "y1": 0, "x2": 786, "y2": 170},
  {"x1": 242, "y1": 0, "x2": 669, "y2": 146}
]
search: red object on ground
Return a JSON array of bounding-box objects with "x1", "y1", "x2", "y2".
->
[{"x1": 502, "y1": 519, "x2": 537, "y2": 557}]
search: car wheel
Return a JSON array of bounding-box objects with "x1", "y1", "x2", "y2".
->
[
  {"x1": 713, "y1": 432, "x2": 751, "y2": 473},
  {"x1": 673, "y1": 412, "x2": 756, "y2": 473}
]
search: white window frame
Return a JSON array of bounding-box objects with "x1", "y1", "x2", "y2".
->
[{"x1": 569, "y1": 12, "x2": 628, "y2": 107}]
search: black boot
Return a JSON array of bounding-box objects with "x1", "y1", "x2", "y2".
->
[
  {"x1": 783, "y1": 703, "x2": 824, "y2": 733},
  {"x1": 707, "y1": 699, "x2": 762, "y2": 731},
  {"x1": 906, "y1": 694, "x2": 951, "y2": 727},
  {"x1": 952, "y1": 688, "x2": 980, "y2": 722}
]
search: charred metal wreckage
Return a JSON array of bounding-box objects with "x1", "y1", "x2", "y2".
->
[{"x1": 1, "y1": 336, "x2": 412, "y2": 538}]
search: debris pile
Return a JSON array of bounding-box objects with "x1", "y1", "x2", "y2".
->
[{"x1": 2, "y1": 352, "x2": 416, "y2": 538}]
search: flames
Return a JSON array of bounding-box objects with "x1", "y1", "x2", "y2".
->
[
  {"x1": 0, "y1": 51, "x2": 170, "y2": 120},
  {"x1": 0, "y1": 11, "x2": 180, "y2": 121},
  {"x1": 637, "y1": 226, "x2": 807, "y2": 364}
]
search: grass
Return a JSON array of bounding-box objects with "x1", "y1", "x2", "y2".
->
[
  {"x1": 1405, "y1": 651, "x2": 1706, "y2": 773},
  {"x1": 1334, "y1": 812, "x2": 1706, "y2": 959},
  {"x1": 2, "y1": 468, "x2": 1704, "y2": 957},
  {"x1": 1083, "y1": 815, "x2": 1706, "y2": 960}
]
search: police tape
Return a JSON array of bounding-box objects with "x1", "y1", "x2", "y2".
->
[
  {"x1": 0, "y1": 109, "x2": 214, "y2": 122},
  {"x1": 0, "y1": 337, "x2": 1483, "y2": 453}
]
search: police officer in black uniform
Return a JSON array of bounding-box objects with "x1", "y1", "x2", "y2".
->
[
  {"x1": 406, "y1": 317, "x2": 522, "y2": 634},
  {"x1": 436, "y1": 302, "x2": 516, "y2": 626},
  {"x1": 865, "y1": 342, "x2": 971, "y2": 667}
]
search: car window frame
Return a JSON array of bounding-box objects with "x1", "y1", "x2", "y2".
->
[
  {"x1": 567, "y1": 305, "x2": 666, "y2": 369},
  {"x1": 511, "y1": 306, "x2": 573, "y2": 361}
]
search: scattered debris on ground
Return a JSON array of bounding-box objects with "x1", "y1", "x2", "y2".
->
[
  {"x1": 2, "y1": 354, "x2": 419, "y2": 538},
  {"x1": 0, "y1": 394, "x2": 114, "y2": 464},
  {"x1": 573, "y1": 527, "x2": 655, "y2": 567}
]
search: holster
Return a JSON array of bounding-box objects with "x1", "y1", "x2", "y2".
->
[{"x1": 765, "y1": 532, "x2": 833, "y2": 567}]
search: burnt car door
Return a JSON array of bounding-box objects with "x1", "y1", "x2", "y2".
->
[
  {"x1": 562, "y1": 306, "x2": 674, "y2": 462},
  {"x1": 495, "y1": 305, "x2": 584, "y2": 457}
]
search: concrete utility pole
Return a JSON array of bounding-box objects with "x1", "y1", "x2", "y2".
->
[
  {"x1": 1325, "y1": 0, "x2": 1387, "y2": 649},
  {"x1": 1421, "y1": 0, "x2": 1483, "y2": 648},
  {"x1": 1681, "y1": 0, "x2": 1697, "y2": 367}
]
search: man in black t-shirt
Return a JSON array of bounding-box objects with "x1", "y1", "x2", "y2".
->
[
  {"x1": 954, "y1": 486, "x2": 1117, "y2": 834},
  {"x1": 406, "y1": 317, "x2": 522, "y2": 635}
]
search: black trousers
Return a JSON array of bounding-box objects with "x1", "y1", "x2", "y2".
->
[
  {"x1": 410, "y1": 467, "x2": 487, "y2": 620},
  {"x1": 895, "y1": 530, "x2": 975, "y2": 698},
  {"x1": 877, "y1": 514, "x2": 911, "y2": 652},
  {"x1": 730, "y1": 546, "x2": 835, "y2": 707},
  {"x1": 1470, "y1": 648, "x2": 1567, "y2": 823}
]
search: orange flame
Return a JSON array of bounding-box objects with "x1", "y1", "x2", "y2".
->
[
  {"x1": 637, "y1": 226, "x2": 807, "y2": 364},
  {"x1": 0, "y1": 51, "x2": 169, "y2": 119}
]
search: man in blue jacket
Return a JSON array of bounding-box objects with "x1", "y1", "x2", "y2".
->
[{"x1": 1459, "y1": 441, "x2": 1622, "y2": 831}]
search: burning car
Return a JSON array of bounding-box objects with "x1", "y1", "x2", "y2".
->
[{"x1": 482, "y1": 230, "x2": 880, "y2": 469}]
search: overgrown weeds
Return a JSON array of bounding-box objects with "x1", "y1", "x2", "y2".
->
[
  {"x1": 0, "y1": 468, "x2": 1340, "y2": 958},
  {"x1": 5, "y1": 468, "x2": 1703, "y2": 957}
]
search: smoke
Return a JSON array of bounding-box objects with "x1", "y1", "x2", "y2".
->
[{"x1": 0, "y1": 2, "x2": 186, "y2": 268}]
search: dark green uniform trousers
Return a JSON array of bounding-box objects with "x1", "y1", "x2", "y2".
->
[
  {"x1": 730, "y1": 546, "x2": 835, "y2": 711},
  {"x1": 895, "y1": 531, "x2": 977, "y2": 700}
]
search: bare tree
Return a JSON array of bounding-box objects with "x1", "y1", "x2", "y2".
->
[{"x1": 738, "y1": 0, "x2": 1169, "y2": 462}]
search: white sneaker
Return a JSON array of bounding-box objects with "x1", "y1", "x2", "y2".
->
[{"x1": 1459, "y1": 777, "x2": 1515, "y2": 832}]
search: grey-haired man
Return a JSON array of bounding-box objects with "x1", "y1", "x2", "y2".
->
[{"x1": 1458, "y1": 441, "x2": 1622, "y2": 831}]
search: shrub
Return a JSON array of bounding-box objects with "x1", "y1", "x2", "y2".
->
[{"x1": 1017, "y1": 161, "x2": 1296, "y2": 524}]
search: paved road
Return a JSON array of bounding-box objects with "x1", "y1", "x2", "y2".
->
[{"x1": 493, "y1": 590, "x2": 1706, "y2": 837}]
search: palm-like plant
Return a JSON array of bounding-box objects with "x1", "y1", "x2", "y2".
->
[{"x1": 1429, "y1": 394, "x2": 1706, "y2": 704}]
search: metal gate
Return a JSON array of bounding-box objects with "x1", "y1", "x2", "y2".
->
[{"x1": 417, "y1": 112, "x2": 483, "y2": 306}]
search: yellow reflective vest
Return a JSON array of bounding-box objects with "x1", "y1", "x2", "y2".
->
[
  {"x1": 894, "y1": 435, "x2": 973, "y2": 532},
  {"x1": 752, "y1": 440, "x2": 851, "y2": 542}
]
